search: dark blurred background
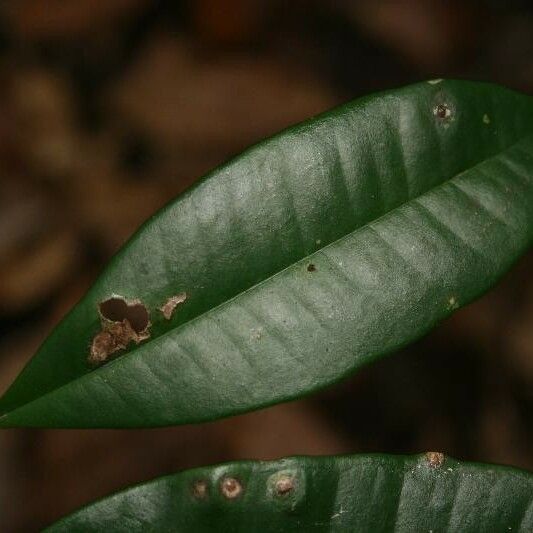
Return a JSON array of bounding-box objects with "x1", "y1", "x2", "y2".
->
[{"x1": 0, "y1": 1, "x2": 532, "y2": 531}]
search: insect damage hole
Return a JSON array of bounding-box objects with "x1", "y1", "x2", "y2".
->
[
  {"x1": 99, "y1": 297, "x2": 150, "y2": 333},
  {"x1": 89, "y1": 296, "x2": 151, "y2": 365}
]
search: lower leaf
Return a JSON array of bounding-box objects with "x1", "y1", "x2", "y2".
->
[{"x1": 46, "y1": 453, "x2": 532, "y2": 532}]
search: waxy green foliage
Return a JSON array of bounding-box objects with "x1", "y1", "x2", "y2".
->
[
  {"x1": 1, "y1": 80, "x2": 532, "y2": 428},
  {"x1": 46, "y1": 453, "x2": 533, "y2": 532}
]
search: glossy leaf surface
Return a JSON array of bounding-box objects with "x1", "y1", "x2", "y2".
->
[
  {"x1": 1, "y1": 80, "x2": 533, "y2": 427},
  {"x1": 46, "y1": 454, "x2": 533, "y2": 532}
]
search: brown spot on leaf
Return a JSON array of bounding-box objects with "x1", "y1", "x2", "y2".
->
[
  {"x1": 434, "y1": 103, "x2": 450, "y2": 119},
  {"x1": 89, "y1": 331, "x2": 115, "y2": 365},
  {"x1": 425, "y1": 451, "x2": 445, "y2": 468},
  {"x1": 274, "y1": 474, "x2": 294, "y2": 496},
  {"x1": 191, "y1": 480, "x2": 208, "y2": 499},
  {"x1": 307, "y1": 264, "x2": 316, "y2": 272},
  {"x1": 159, "y1": 292, "x2": 187, "y2": 320},
  {"x1": 88, "y1": 296, "x2": 151, "y2": 365},
  {"x1": 220, "y1": 477, "x2": 242, "y2": 499}
]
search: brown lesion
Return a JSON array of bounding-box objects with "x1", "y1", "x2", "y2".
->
[
  {"x1": 425, "y1": 451, "x2": 445, "y2": 468},
  {"x1": 274, "y1": 474, "x2": 295, "y2": 496},
  {"x1": 89, "y1": 296, "x2": 151, "y2": 365},
  {"x1": 191, "y1": 479, "x2": 209, "y2": 499},
  {"x1": 434, "y1": 103, "x2": 451, "y2": 119},
  {"x1": 159, "y1": 292, "x2": 187, "y2": 320},
  {"x1": 220, "y1": 477, "x2": 243, "y2": 499}
]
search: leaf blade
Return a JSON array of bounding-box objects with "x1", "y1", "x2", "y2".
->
[
  {"x1": 1, "y1": 80, "x2": 532, "y2": 427},
  {"x1": 45, "y1": 453, "x2": 533, "y2": 532}
]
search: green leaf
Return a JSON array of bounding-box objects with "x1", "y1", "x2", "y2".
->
[
  {"x1": 45, "y1": 453, "x2": 533, "y2": 532},
  {"x1": 1, "y1": 80, "x2": 532, "y2": 427}
]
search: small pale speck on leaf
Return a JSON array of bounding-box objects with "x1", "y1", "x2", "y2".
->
[
  {"x1": 483, "y1": 113, "x2": 491, "y2": 124},
  {"x1": 220, "y1": 477, "x2": 243, "y2": 499},
  {"x1": 250, "y1": 328, "x2": 263, "y2": 341},
  {"x1": 428, "y1": 79, "x2": 443, "y2": 85},
  {"x1": 425, "y1": 451, "x2": 445, "y2": 468},
  {"x1": 159, "y1": 292, "x2": 187, "y2": 320},
  {"x1": 448, "y1": 296, "x2": 459, "y2": 310}
]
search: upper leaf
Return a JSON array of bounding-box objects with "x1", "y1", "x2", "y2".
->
[
  {"x1": 45, "y1": 453, "x2": 533, "y2": 532},
  {"x1": 1, "y1": 80, "x2": 532, "y2": 427}
]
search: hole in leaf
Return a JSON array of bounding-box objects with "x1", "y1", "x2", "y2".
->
[
  {"x1": 99, "y1": 297, "x2": 149, "y2": 333},
  {"x1": 89, "y1": 296, "x2": 151, "y2": 366}
]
